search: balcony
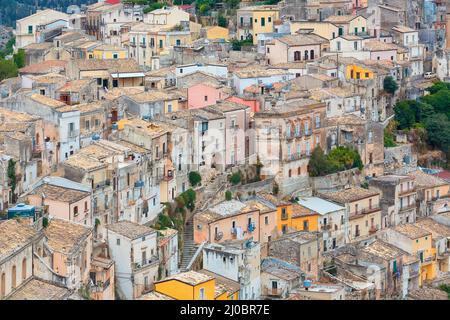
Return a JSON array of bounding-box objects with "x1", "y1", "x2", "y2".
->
[
  {"x1": 267, "y1": 287, "x2": 282, "y2": 296},
  {"x1": 349, "y1": 206, "x2": 381, "y2": 220},
  {"x1": 130, "y1": 42, "x2": 136, "y2": 47},
  {"x1": 134, "y1": 180, "x2": 144, "y2": 188},
  {"x1": 304, "y1": 129, "x2": 312, "y2": 136},
  {"x1": 369, "y1": 226, "x2": 378, "y2": 235},
  {"x1": 321, "y1": 224, "x2": 332, "y2": 231},
  {"x1": 285, "y1": 153, "x2": 307, "y2": 163},
  {"x1": 398, "y1": 187, "x2": 416, "y2": 197},
  {"x1": 133, "y1": 256, "x2": 159, "y2": 270},
  {"x1": 67, "y1": 129, "x2": 79, "y2": 140},
  {"x1": 163, "y1": 170, "x2": 173, "y2": 181},
  {"x1": 399, "y1": 203, "x2": 416, "y2": 212},
  {"x1": 140, "y1": 42, "x2": 146, "y2": 48},
  {"x1": 247, "y1": 222, "x2": 256, "y2": 233}
]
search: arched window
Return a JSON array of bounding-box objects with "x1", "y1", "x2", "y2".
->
[
  {"x1": 304, "y1": 50, "x2": 309, "y2": 60},
  {"x1": 294, "y1": 51, "x2": 301, "y2": 61},
  {"x1": 22, "y1": 258, "x2": 27, "y2": 280},
  {"x1": 1, "y1": 272, "x2": 5, "y2": 298},
  {"x1": 11, "y1": 265, "x2": 16, "y2": 289},
  {"x1": 310, "y1": 49, "x2": 315, "y2": 60}
]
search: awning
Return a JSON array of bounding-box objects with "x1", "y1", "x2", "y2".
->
[{"x1": 111, "y1": 72, "x2": 145, "y2": 78}]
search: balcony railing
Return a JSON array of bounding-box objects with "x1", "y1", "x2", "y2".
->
[
  {"x1": 285, "y1": 153, "x2": 307, "y2": 162},
  {"x1": 247, "y1": 222, "x2": 256, "y2": 233},
  {"x1": 399, "y1": 203, "x2": 416, "y2": 211},
  {"x1": 133, "y1": 256, "x2": 159, "y2": 270},
  {"x1": 349, "y1": 206, "x2": 381, "y2": 219},
  {"x1": 369, "y1": 226, "x2": 378, "y2": 234},
  {"x1": 398, "y1": 187, "x2": 416, "y2": 196},
  {"x1": 321, "y1": 224, "x2": 332, "y2": 231}
]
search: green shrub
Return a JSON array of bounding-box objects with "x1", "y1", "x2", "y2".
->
[
  {"x1": 225, "y1": 190, "x2": 232, "y2": 201},
  {"x1": 230, "y1": 172, "x2": 242, "y2": 185},
  {"x1": 188, "y1": 171, "x2": 201, "y2": 187}
]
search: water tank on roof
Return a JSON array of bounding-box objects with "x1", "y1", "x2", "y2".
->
[
  {"x1": 8, "y1": 203, "x2": 36, "y2": 221},
  {"x1": 264, "y1": 83, "x2": 274, "y2": 89},
  {"x1": 303, "y1": 280, "x2": 312, "y2": 288},
  {"x1": 92, "y1": 134, "x2": 100, "y2": 141},
  {"x1": 112, "y1": 123, "x2": 118, "y2": 130}
]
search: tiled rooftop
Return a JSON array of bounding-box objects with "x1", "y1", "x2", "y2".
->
[
  {"x1": 29, "y1": 183, "x2": 90, "y2": 203},
  {"x1": 0, "y1": 219, "x2": 38, "y2": 260},
  {"x1": 7, "y1": 279, "x2": 70, "y2": 300},
  {"x1": 45, "y1": 218, "x2": 92, "y2": 255},
  {"x1": 319, "y1": 187, "x2": 379, "y2": 204},
  {"x1": 106, "y1": 220, "x2": 155, "y2": 240}
]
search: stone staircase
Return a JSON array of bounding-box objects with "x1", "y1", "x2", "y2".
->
[{"x1": 180, "y1": 216, "x2": 197, "y2": 271}]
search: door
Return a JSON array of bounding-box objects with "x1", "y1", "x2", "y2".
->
[{"x1": 271, "y1": 281, "x2": 278, "y2": 295}]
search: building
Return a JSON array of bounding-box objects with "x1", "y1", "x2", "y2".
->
[
  {"x1": 15, "y1": 9, "x2": 69, "y2": 49},
  {"x1": 237, "y1": 5, "x2": 280, "y2": 45},
  {"x1": 43, "y1": 218, "x2": 93, "y2": 290},
  {"x1": 268, "y1": 231, "x2": 322, "y2": 280},
  {"x1": 296, "y1": 197, "x2": 347, "y2": 251},
  {"x1": 254, "y1": 99, "x2": 326, "y2": 194},
  {"x1": 319, "y1": 187, "x2": 382, "y2": 242},
  {"x1": 408, "y1": 170, "x2": 450, "y2": 217},
  {"x1": 266, "y1": 33, "x2": 328, "y2": 65},
  {"x1": 151, "y1": 270, "x2": 239, "y2": 300},
  {"x1": 106, "y1": 221, "x2": 159, "y2": 300},
  {"x1": 260, "y1": 257, "x2": 305, "y2": 299},
  {"x1": 25, "y1": 176, "x2": 93, "y2": 226},
  {"x1": 158, "y1": 228, "x2": 179, "y2": 278},
  {"x1": 194, "y1": 199, "x2": 277, "y2": 245},
  {"x1": 0, "y1": 219, "x2": 41, "y2": 299},
  {"x1": 369, "y1": 175, "x2": 417, "y2": 228},
  {"x1": 379, "y1": 224, "x2": 437, "y2": 286},
  {"x1": 202, "y1": 240, "x2": 261, "y2": 300}
]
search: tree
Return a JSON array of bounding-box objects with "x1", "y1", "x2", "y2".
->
[
  {"x1": 383, "y1": 76, "x2": 399, "y2": 94},
  {"x1": 394, "y1": 100, "x2": 417, "y2": 129},
  {"x1": 7, "y1": 158, "x2": 16, "y2": 203},
  {"x1": 307, "y1": 147, "x2": 329, "y2": 177},
  {"x1": 421, "y1": 88, "x2": 450, "y2": 119},
  {"x1": 188, "y1": 171, "x2": 201, "y2": 187},
  {"x1": 13, "y1": 49, "x2": 25, "y2": 69},
  {"x1": 0, "y1": 59, "x2": 18, "y2": 81},
  {"x1": 181, "y1": 188, "x2": 196, "y2": 211},
  {"x1": 424, "y1": 115, "x2": 450, "y2": 153},
  {"x1": 218, "y1": 15, "x2": 227, "y2": 28},
  {"x1": 225, "y1": 190, "x2": 232, "y2": 201}
]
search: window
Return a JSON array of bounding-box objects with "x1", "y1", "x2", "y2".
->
[
  {"x1": 268, "y1": 17, "x2": 271, "y2": 22},
  {"x1": 261, "y1": 17, "x2": 265, "y2": 26},
  {"x1": 281, "y1": 208, "x2": 287, "y2": 220},
  {"x1": 85, "y1": 120, "x2": 90, "y2": 130},
  {"x1": 354, "y1": 41, "x2": 358, "y2": 50},
  {"x1": 167, "y1": 104, "x2": 172, "y2": 113},
  {"x1": 368, "y1": 131, "x2": 373, "y2": 143},
  {"x1": 294, "y1": 51, "x2": 301, "y2": 61},
  {"x1": 28, "y1": 25, "x2": 33, "y2": 34},
  {"x1": 117, "y1": 238, "x2": 121, "y2": 246},
  {"x1": 265, "y1": 216, "x2": 269, "y2": 225},
  {"x1": 159, "y1": 40, "x2": 163, "y2": 48},
  {"x1": 11, "y1": 265, "x2": 17, "y2": 288},
  {"x1": 204, "y1": 95, "x2": 208, "y2": 102},
  {"x1": 74, "y1": 206, "x2": 79, "y2": 216},
  {"x1": 22, "y1": 258, "x2": 27, "y2": 280},
  {"x1": 199, "y1": 288, "x2": 205, "y2": 300},
  {"x1": 113, "y1": 53, "x2": 118, "y2": 59}
]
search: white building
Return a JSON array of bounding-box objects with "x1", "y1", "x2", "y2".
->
[
  {"x1": 144, "y1": 6, "x2": 190, "y2": 26},
  {"x1": 175, "y1": 63, "x2": 228, "y2": 79},
  {"x1": 106, "y1": 221, "x2": 159, "y2": 300},
  {"x1": 202, "y1": 240, "x2": 261, "y2": 300},
  {"x1": 232, "y1": 67, "x2": 295, "y2": 95}
]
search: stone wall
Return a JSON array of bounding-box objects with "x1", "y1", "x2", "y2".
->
[
  {"x1": 310, "y1": 168, "x2": 362, "y2": 194},
  {"x1": 384, "y1": 143, "x2": 417, "y2": 175}
]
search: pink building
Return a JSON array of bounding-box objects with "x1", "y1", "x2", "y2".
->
[
  {"x1": 26, "y1": 178, "x2": 92, "y2": 226},
  {"x1": 203, "y1": 101, "x2": 252, "y2": 166},
  {"x1": 193, "y1": 199, "x2": 277, "y2": 245},
  {"x1": 226, "y1": 96, "x2": 260, "y2": 113},
  {"x1": 187, "y1": 82, "x2": 231, "y2": 109}
]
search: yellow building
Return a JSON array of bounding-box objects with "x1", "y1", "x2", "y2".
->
[
  {"x1": 386, "y1": 224, "x2": 437, "y2": 286},
  {"x1": 237, "y1": 5, "x2": 280, "y2": 44},
  {"x1": 346, "y1": 64, "x2": 374, "y2": 80},
  {"x1": 276, "y1": 202, "x2": 319, "y2": 234},
  {"x1": 92, "y1": 44, "x2": 128, "y2": 59},
  {"x1": 205, "y1": 26, "x2": 229, "y2": 40},
  {"x1": 289, "y1": 21, "x2": 339, "y2": 40},
  {"x1": 152, "y1": 270, "x2": 240, "y2": 300}
]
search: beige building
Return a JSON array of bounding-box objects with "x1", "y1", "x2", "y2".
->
[
  {"x1": 320, "y1": 187, "x2": 382, "y2": 242},
  {"x1": 15, "y1": 9, "x2": 69, "y2": 49}
]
